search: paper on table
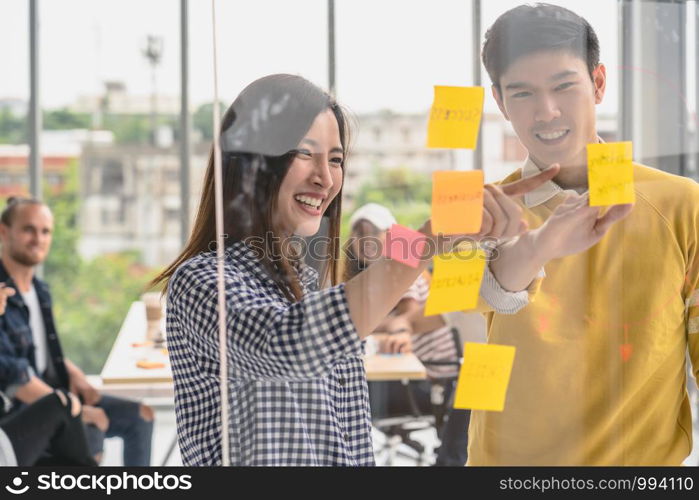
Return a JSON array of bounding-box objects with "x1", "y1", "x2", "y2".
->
[
  {"x1": 427, "y1": 86, "x2": 484, "y2": 149},
  {"x1": 453, "y1": 342, "x2": 516, "y2": 412},
  {"x1": 136, "y1": 359, "x2": 166, "y2": 369},
  {"x1": 424, "y1": 247, "x2": 486, "y2": 316},
  {"x1": 382, "y1": 224, "x2": 427, "y2": 268},
  {"x1": 587, "y1": 141, "x2": 635, "y2": 206},
  {"x1": 431, "y1": 170, "x2": 484, "y2": 235}
]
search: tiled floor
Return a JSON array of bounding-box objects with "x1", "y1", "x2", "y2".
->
[{"x1": 102, "y1": 389, "x2": 699, "y2": 467}]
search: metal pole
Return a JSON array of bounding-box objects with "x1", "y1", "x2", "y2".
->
[
  {"x1": 29, "y1": 0, "x2": 42, "y2": 199},
  {"x1": 695, "y1": 0, "x2": 699, "y2": 179},
  {"x1": 472, "y1": 0, "x2": 482, "y2": 171},
  {"x1": 328, "y1": 0, "x2": 336, "y2": 96},
  {"x1": 151, "y1": 63, "x2": 157, "y2": 146},
  {"x1": 180, "y1": 0, "x2": 192, "y2": 245},
  {"x1": 619, "y1": 0, "x2": 633, "y2": 143},
  {"x1": 679, "y1": 0, "x2": 687, "y2": 177}
]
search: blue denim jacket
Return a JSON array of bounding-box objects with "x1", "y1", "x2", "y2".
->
[{"x1": 0, "y1": 261, "x2": 70, "y2": 397}]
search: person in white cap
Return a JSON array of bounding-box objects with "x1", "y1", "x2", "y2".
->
[{"x1": 344, "y1": 203, "x2": 471, "y2": 465}]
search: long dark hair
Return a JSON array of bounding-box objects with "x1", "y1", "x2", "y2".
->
[{"x1": 152, "y1": 74, "x2": 350, "y2": 301}]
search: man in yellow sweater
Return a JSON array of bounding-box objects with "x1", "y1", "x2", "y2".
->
[{"x1": 466, "y1": 4, "x2": 699, "y2": 465}]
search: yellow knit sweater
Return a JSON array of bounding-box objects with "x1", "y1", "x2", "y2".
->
[{"x1": 469, "y1": 163, "x2": 699, "y2": 465}]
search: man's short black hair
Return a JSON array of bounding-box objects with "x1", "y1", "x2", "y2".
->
[
  {"x1": 0, "y1": 196, "x2": 44, "y2": 226},
  {"x1": 482, "y1": 3, "x2": 600, "y2": 93}
]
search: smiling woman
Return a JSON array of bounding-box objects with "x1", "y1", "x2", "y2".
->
[
  {"x1": 149, "y1": 73, "x2": 559, "y2": 466},
  {"x1": 150, "y1": 75, "x2": 371, "y2": 466}
]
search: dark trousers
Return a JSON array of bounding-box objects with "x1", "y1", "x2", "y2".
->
[
  {"x1": 84, "y1": 394, "x2": 153, "y2": 466},
  {"x1": 0, "y1": 392, "x2": 96, "y2": 466}
]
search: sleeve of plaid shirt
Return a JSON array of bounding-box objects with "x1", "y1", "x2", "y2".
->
[{"x1": 169, "y1": 264, "x2": 363, "y2": 382}]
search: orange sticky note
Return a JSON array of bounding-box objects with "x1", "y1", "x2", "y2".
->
[
  {"x1": 424, "y1": 248, "x2": 486, "y2": 316},
  {"x1": 382, "y1": 224, "x2": 427, "y2": 268},
  {"x1": 453, "y1": 342, "x2": 516, "y2": 412},
  {"x1": 136, "y1": 359, "x2": 165, "y2": 369},
  {"x1": 432, "y1": 170, "x2": 484, "y2": 235},
  {"x1": 131, "y1": 341, "x2": 153, "y2": 348},
  {"x1": 427, "y1": 86, "x2": 484, "y2": 149},
  {"x1": 587, "y1": 142, "x2": 635, "y2": 206}
]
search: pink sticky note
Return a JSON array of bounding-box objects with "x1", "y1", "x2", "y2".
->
[{"x1": 382, "y1": 224, "x2": 427, "y2": 268}]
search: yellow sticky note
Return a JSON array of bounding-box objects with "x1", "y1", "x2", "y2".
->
[
  {"x1": 453, "y1": 342, "x2": 516, "y2": 412},
  {"x1": 424, "y1": 248, "x2": 486, "y2": 316},
  {"x1": 587, "y1": 142, "x2": 635, "y2": 206},
  {"x1": 427, "y1": 86, "x2": 484, "y2": 149},
  {"x1": 432, "y1": 170, "x2": 484, "y2": 235}
]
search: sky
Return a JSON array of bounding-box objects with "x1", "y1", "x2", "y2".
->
[{"x1": 1, "y1": 0, "x2": 626, "y2": 116}]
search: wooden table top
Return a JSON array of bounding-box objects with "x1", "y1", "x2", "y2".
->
[{"x1": 364, "y1": 353, "x2": 426, "y2": 381}]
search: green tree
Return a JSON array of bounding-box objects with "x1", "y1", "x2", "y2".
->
[
  {"x1": 44, "y1": 161, "x2": 156, "y2": 374},
  {"x1": 193, "y1": 102, "x2": 227, "y2": 141},
  {"x1": 49, "y1": 252, "x2": 155, "y2": 374},
  {"x1": 1, "y1": 108, "x2": 93, "y2": 144},
  {"x1": 102, "y1": 114, "x2": 177, "y2": 145},
  {"x1": 0, "y1": 109, "x2": 26, "y2": 144},
  {"x1": 43, "y1": 108, "x2": 92, "y2": 130},
  {"x1": 43, "y1": 161, "x2": 81, "y2": 282},
  {"x1": 346, "y1": 166, "x2": 432, "y2": 236}
]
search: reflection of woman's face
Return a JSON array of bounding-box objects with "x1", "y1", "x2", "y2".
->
[
  {"x1": 350, "y1": 220, "x2": 386, "y2": 266},
  {"x1": 275, "y1": 109, "x2": 344, "y2": 237}
]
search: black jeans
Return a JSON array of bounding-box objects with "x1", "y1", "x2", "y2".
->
[
  {"x1": 0, "y1": 392, "x2": 96, "y2": 466},
  {"x1": 83, "y1": 394, "x2": 153, "y2": 466}
]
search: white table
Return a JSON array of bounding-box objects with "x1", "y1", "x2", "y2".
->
[
  {"x1": 101, "y1": 303, "x2": 426, "y2": 388},
  {"x1": 100, "y1": 301, "x2": 173, "y2": 398},
  {"x1": 101, "y1": 302, "x2": 427, "y2": 465}
]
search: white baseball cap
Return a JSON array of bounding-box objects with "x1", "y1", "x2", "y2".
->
[{"x1": 348, "y1": 203, "x2": 397, "y2": 232}]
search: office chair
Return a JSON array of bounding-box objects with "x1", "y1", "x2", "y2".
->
[{"x1": 372, "y1": 328, "x2": 463, "y2": 466}]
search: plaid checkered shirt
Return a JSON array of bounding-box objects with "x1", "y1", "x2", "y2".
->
[{"x1": 166, "y1": 241, "x2": 374, "y2": 466}]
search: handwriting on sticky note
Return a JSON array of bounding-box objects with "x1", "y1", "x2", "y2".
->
[
  {"x1": 383, "y1": 224, "x2": 427, "y2": 268},
  {"x1": 431, "y1": 170, "x2": 484, "y2": 235},
  {"x1": 587, "y1": 142, "x2": 635, "y2": 206},
  {"x1": 424, "y1": 249, "x2": 486, "y2": 316},
  {"x1": 453, "y1": 342, "x2": 516, "y2": 412},
  {"x1": 427, "y1": 86, "x2": 484, "y2": 149}
]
